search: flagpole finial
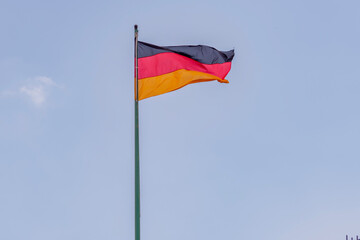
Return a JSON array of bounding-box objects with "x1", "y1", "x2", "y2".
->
[{"x1": 134, "y1": 24, "x2": 138, "y2": 31}]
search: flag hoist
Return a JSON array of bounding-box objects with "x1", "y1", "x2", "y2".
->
[{"x1": 133, "y1": 24, "x2": 234, "y2": 240}]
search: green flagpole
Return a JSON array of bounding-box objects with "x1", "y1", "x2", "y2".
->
[{"x1": 134, "y1": 24, "x2": 140, "y2": 240}]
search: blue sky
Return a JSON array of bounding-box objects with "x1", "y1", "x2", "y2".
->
[{"x1": 1, "y1": 0, "x2": 360, "y2": 239}]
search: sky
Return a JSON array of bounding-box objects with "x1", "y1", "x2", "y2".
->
[{"x1": 1, "y1": 0, "x2": 360, "y2": 239}]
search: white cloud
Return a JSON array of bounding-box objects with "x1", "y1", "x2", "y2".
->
[
  {"x1": 20, "y1": 85, "x2": 46, "y2": 107},
  {"x1": 36, "y1": 76, "x2": 57, "y2": 86},
  {"x1": 19, "y1": 76, "x2": 59, "y2": 107},
  {"x1": 1, "y1": 76, "x2": 61, "y2": 107}
]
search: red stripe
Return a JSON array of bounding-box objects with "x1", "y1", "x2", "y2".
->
[{"x1": 138, "y1": 52, "x2": 232, "y2": 80}]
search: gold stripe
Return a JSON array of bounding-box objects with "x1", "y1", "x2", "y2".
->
[{"x1": 138, "y1": 69, "x2": 229, "y2": 100}]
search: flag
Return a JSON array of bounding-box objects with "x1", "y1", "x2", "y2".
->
[{"x1": 137, "y1": 41, "x2": 234, "y2": 100}]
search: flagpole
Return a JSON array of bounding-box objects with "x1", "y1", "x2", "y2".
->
[{"x1": 134, "y1": 24, "x2": 140, "y2": 240}]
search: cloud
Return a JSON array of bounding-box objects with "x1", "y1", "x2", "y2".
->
[
  {"x1": 19, "y1": 76, "x2": 59, "y2": 107},
  {"x1": 36, "y1": 76, "x2": 57, "y2": 86},
  {"x1": 1, "y1": 76, "x2": 61, "y2": 107},
  {"x1": 20, "y1": 85, "x2": 46, "y2": 107}
]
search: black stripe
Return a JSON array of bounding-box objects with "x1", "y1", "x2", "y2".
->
[{"x1": 138, "y1": 41, "x2": 234, "y2": 64}]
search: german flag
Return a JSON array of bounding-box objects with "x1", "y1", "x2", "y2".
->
[{"x1": 137, "y1": 41, "x2": 234, "y2": 100}]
